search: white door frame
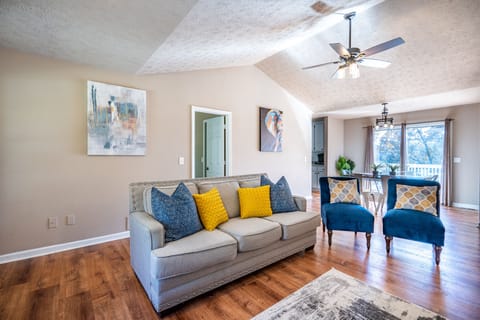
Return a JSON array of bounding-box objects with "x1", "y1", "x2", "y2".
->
[{"x1": 191, "y1": 105, "x2": 232, "y2": 178}]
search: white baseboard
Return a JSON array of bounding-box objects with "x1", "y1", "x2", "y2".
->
[
  {"x1": 0, "y1": 231, "x2": 130, "y2": 264},
  {"x1": 452, "y1": 202, "x2": 479, "y2": 210}
]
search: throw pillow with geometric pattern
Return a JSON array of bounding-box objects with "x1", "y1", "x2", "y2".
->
[
  {"x1": 394, "y1": 184, "x2": 438, "y2": 216},
  {"x1": 328, "y1": 178, "x2": 361, "y2": 204}
]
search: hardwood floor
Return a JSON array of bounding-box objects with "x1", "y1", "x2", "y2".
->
[{"x1": 1, "y1": 193, "x2": 479, "y2": 319}]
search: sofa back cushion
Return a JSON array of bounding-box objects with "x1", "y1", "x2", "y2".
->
[
  {"x1": 196, "y1": 181, "x2": 241, "y2": 218},
  {"x1": 151, "y1": 183, "x2": 203, "y2": 242}
]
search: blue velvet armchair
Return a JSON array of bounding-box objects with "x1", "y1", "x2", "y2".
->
[
  {"x1": 383, "y1": 178, "x2": 445, "y2": 265},
  {"x1": 319, "y1": 177, "x2": 374, "y2": 249}
]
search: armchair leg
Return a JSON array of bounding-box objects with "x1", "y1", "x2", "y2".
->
[
  {"x1": 327, "y1": 230, "x2": 332, "y2": 247},
  {"x1": 366, "y1": 233, "x2": 371, "y2": 250},
  {"x1": 322, "y1": 222, "x2": 325, "y2": 233},
  {"x1": 434, "y1": 245, "x2": 442, "y2": 265},
  {"x1": 385, "y1": 236, "x2": 393, "y2": 254}
]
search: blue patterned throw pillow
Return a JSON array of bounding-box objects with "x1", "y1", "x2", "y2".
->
[
  {"x1": 151, "y1": 182, "x2": 203, "y2": 242},
  {"x1": 261, "y1": 176, "x2": 298, "y2": 213}
]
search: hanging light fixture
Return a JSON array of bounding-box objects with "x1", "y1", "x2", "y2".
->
[{"x1": 375, "y1": 102, "x2": 394, "y2": 129}]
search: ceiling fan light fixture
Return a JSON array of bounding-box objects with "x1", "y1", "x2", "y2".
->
[{"x1": 349, "y1": 62, "x2": 360, "y2": 79}]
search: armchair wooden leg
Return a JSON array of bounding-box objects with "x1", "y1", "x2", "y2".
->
[
  {"x1": 322, "y1": 222, "x2": 325, "y2": 233},
  {"x1": 327, "y1": 230, "x2": 333, "y2": 247},
  {"x1": 366, "y1": 233, "x2": 371, "y2": 250},
  {"x1": 385, "y1": 236, "x2": 393, "y2": 254},
  {"x1": 434, "y1": 245, "x2": 442, "y2": 265}
]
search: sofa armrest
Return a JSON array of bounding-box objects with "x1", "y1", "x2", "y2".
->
[
  {"x1": 293, "y1": 196, "x2": 307, "y2": 212},
  {"x1": 129, "y1": 211, "x2": 165, "y2": 293},
  {"x1": 130, "y1": 211, "x2": 165, "y2": 250}
]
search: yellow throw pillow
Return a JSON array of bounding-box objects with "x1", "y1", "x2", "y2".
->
[
  {"x1": 328, "y1": 178, "x2": 361, "y2": 204},
  {"x1": 238, "y1": 185, "x2": 272, "y2": 218},
  {"x1": 394, "y1": 184, "x2": 438, "y2": 216},
  {"x1": 192, "y1": 188, "x2": 229, "y2": 230}
]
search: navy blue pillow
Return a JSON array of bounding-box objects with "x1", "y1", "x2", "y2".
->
[
  {"x1": 261, "y1": 176, "x2": 298, "y2": 213},
  {"x1": 151, "y1": 182, "x2": 203, "y2": 242}
]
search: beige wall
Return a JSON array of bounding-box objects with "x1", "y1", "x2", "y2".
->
[
  {"x1": 0, "y1": 47, "x2": 312, "y2": 255},
  {"x1": 344, "y1": 104, "x2": 480, "y2": 206}
]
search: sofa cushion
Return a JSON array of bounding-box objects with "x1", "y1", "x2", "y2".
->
[
  {"x1": 151, "y1": 230, "x2": 237, "y2": 279},
  {"x1": 144, "y1": 182, "x2": 198, "y2": 215},
  {"x1": 238, "y1": 185, "x2": 272, "y2": 218},
  {"x1": 394, "y1": 184, "x2": 438, "y2": 216},
  {"x1": 197, "y1": 181, "x2": 241, "y2": 218},
  {"x1": 151, "y1": 183, "x2": 203, "y2": 242},
  {"x1": 328, "y1": 178, "x2": 361, "y2": 204},
  {"x1": 218, "y1": 217, "x2": 281, "y2": 252},
  {"x1": 261, "y1": 175, "x2": 298, "y2": 213},
  {"x1": 192, "y1": 188, "x2": 229, "y2": 231},
  {"x1": 263, "y1": 212, "x2": 320, "y2": 240}
]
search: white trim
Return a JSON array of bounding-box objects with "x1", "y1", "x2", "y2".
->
[
  {"x1": 191, "y1": 105, "x2": 232, "y2": 178},
  {"x1": 0, "y1": 231, "x2": 130, "y2": 264},
  {"x1": 452, "y1": 202, "x2": 479, "y2": 210}
]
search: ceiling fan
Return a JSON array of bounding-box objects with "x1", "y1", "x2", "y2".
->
[{"x1": 302, "y1": 12, "x2": 405, "y2": 79}]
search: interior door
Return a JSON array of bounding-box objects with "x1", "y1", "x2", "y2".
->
[{"x1": 204, "y1": 116, "x2": 225, "y2": 177}]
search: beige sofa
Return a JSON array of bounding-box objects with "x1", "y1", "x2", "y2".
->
[{"x1": 129, "y1": 173, "x2": 320, "y2": 312}]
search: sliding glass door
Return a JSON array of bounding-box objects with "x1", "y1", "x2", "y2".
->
[
  {"x1": 405, "y1": 122, "x2": 444, "y2": 180},
  {"x1": 373, "y1": 121, "x2": 444, "y2": 180}
]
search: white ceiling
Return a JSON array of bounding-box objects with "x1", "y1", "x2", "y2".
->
[{"x1": 1, "y1": 0, "x2": 479, "y2": 116}]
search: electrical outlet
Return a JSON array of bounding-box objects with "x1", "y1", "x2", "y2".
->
[
  {"x1": 66, "y1": 214, "x2": 75, "y2": 225},
  {"x1": 48, "y1": 216, "x2": 58, "y2": 229}
]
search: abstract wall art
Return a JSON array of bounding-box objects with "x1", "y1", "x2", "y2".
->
[
  {"x1": 259, "y1": 107, "x2": 283, "y2": 152},
  {"x1": 87, "y1": 81, "x2": 146, "y2": 155}
]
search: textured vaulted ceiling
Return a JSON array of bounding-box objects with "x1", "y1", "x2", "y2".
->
[{"x1": 1, "y1": 0, "x2": 479, "y2": 115}]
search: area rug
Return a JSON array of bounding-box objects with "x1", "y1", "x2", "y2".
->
[{"x1": 252, "y1": 268, "x2": 446, "y2": 320}]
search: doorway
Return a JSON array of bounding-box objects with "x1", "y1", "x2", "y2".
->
[{"x1": 191, "y1": 106, "x2": 232, "y2": 178}]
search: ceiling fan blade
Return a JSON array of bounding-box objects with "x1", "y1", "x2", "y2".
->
[
  {"x1": 357, "y1": 58, "x2": 391, "y2": 68},
  {"x1": 361, "y1": 37, "x2": 405, "y2": 58},
  {"x1": 330, "y1": 43, "x2": 350, "y2": 58},
  {"x1": 302, "y1": 61, "x2": 339, "y2": 70}
]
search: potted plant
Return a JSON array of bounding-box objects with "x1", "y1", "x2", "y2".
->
[
  {"x1": 371, "y1": 163, "x2": 384, "y2": 177},
  {"x1": 335, "y1": 156, "x2": 355, "y2": 176},
  {"x1": 335, "y1": 156, "x2": 351, "y2": 176},
  {"x1": 388, "y1": 164, "x2": 399, "y2": 176}
]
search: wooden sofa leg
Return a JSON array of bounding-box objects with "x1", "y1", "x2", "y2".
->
[
  {"x1": 366, "y1": 233, "x2": 371, "y2": 250},
  {"x1": 385, "y1": 236, "x2": 393, "y2": 254},
  {"x1": 327, "y1": 230, "x2": 332, "y2": 247},
  {"x1": 434, "y1": 245, "x2": 442, "y2": 265}
]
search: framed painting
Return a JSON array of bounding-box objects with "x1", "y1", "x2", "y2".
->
[
  {"x1": 87, "y1": 81, "x2": 146, "y2": 155},
  {"x1": 259, "y1": 107, "x2": 283, "y2": 152}
]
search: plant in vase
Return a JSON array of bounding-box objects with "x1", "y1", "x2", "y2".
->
[
  {"x1": 388, "y1": 164, "x2": 399, "y2": 176},
  {"x1": 371, "y1": 163, "x2": 384, "y2": 177},
  {"x1": 336, "y1": 156, "x2": 355, "y2": 176}
]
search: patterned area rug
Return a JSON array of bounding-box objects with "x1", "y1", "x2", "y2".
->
[{"x1": 252, "y1": 268, "x2": 447, "y2": 320}]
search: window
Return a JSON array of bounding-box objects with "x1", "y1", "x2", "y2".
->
[
  {"x1": 405, "y1": 122, "x2": 444, "y2": 179},
  {"x1": 373, "y1": 122, "x2": 444, "y2": 180},
  {"x1": 373, "y1": 126, "x2": 401, "y2": 170}
]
